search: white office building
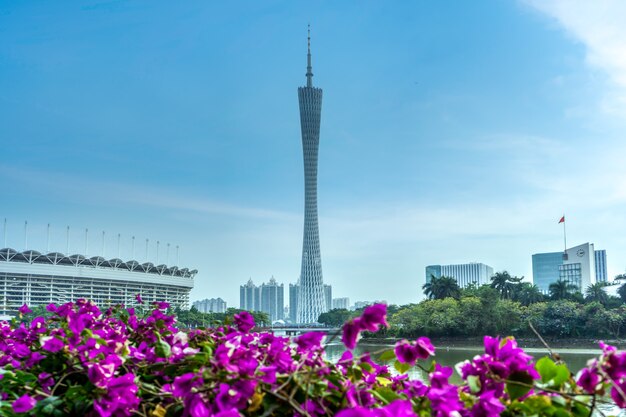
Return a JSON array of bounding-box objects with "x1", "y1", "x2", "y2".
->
[
  {"x1": 332, "y1": 297, "x2": 350, "y2": 310},
  {"x1": 426, "y1": 263, "x2": 494, "y2": 288},
  {"x1": 193, "y1": 298, "x2": 227, "y2": 313}
]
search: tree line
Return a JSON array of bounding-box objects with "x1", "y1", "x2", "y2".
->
[{"x1": 318, "y1": 272, "x2": 626, "y2": 339}]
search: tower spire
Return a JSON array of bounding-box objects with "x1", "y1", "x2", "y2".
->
[{"x1": 306, "y1": 24, "x2": 313, "y2": 87}]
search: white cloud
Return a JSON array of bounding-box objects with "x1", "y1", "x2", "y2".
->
[{"x1": 524, "y1": 0, "x2": 626, "y2": 114}]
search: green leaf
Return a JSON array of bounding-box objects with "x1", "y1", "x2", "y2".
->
[
  {"x1": 378, "y1": 349, "x2": 396, "y2": 362},
  {"x1": 394, "y1": 360, "x2": 411, "y2": 374},
  {"x1": 360, "y1": 362, "x2": 374, "y2": 373},
  {"x1": 506, "y1": 371, "x2": 534, "y2": 400},
  {"x1": 373, "y1": 387, "x2": 401, "y2": 404},
  {"x1": 536, "y1": 356, "x2": 557, "y2": 383},
  {"x1": 572, "y1": 402, "x2": 592, "y2": 417},
  {"x1": 467, "y1": 375, "x2": 481, "y2": 394},
  {"x1": 155, "y1": 334, "x2": 172, "y2": 358},
  {"x1": 552, "y1": 364, "x2": 570, "y2": 387}
]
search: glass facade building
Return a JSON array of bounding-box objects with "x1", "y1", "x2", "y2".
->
[
  {"x1": 532, "y1": 243, "x2": 604, "y2": 293},
  {"x1": 531, "y1": 252, "x2": 564, "y2": 293},
  {"x1": 595, "y1": 250, "x2": 608, "y2": 282}
]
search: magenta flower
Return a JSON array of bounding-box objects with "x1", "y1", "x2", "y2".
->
[
  {"x1": 359, "y1": 304, "x2": 388, "y2": 332},
  {"x1": 612, "y1": 379, "x2": 626, "y2": 408},
  {"x1": 12, "y1": 394, "x2": 36, "y2": 413},
  {"x1": 215, "y1": 380, "x2": 257, "y2": 411},
  {"x1": 336, "y1": 407, "x2": 373, "y2": 417},
  {"x1": 395, "y1": 337, "x2": 435, "y2": 366},
  {"x1": 296, "y1": 331, "x2": 325, "y2": 351},
  {"x1": 233, "y1": 311, "x2": 255, "y2": 332},
  {"x1": 472, "y1": 390, "x2": 505, "y2": 417},
  {"x1": 135, "y1": 293, "x2": 143, "y2": 304},
  {"x1": 18, "y1": 304, "x2": 32, "y2": 315},
  {"x1": 342, "y1": 318, "x2": 362, "y2": 350},
  {"x1": 40, "y1": 336, "x2": 64, "y2": 353},
  {"x1": 374, "y1": 400, "x2": 417, "y2": 417},
  {"x1": 395, "y1": 340, "x2": 420, "y2": 365},
  {"x1": 415, "y1": 337, "x2": 435, "y2": 358},
  {"x1": 577, "y1": 367, "x2": 600, "y2": 393}
]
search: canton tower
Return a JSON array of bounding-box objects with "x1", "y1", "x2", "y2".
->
[{"x1": 296, "y1": 27, "x2": 326, "y2": 324}]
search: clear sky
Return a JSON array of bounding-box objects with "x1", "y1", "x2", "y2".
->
[{"x1": 2, "y1": 1, "x2": 626, "y2": 308}]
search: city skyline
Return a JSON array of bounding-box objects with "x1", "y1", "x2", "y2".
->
[{"x1": 2, "y1": 2, "x2": 626, "y2": 309}]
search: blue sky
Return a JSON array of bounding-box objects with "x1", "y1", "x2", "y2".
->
[{"x1": 2, "y1": 1, "x2": 626, "y2": 308}]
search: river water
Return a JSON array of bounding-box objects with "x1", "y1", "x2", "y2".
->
[
  {"x1": 324, "y1": 343, "x2": 600, "y2": 381},
  {"x1": 323, "y1": 343, "x2": 622, "y2": 415}
]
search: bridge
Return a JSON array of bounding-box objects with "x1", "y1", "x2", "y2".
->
[{"x1": 262, "y1": 326, "x2": 342, "y2": 337}]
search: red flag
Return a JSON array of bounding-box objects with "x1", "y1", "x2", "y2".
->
[{"x1": 558, "y1": 216, "x2": 565, "y2": 224}]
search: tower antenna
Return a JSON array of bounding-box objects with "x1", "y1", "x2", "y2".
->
[{"x1": 306, "y1": 24, "x2": 313, "y2": 87}]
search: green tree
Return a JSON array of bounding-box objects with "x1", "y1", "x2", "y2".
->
[
  {"x1": 513, "y1": 283, "x2": 545, "y2": 306},
  {"x1": 618, "y1": 282, "x2": 626, "y2": 304},
  {"x1": 585, "y1": 282, "x2": 608, "y2": 305},
  {"x1": 422, "y1": 275, "x2": 461, "y2": 300},
  {"x1": 490, "y1": 271, "x2": 523, "y2": 299},
  {"x1": 317, "y1": 309, "x2": 353, "y2": 326},
  {"x1": 549, "y1": 279, "x2": 577, "y2": 300}
]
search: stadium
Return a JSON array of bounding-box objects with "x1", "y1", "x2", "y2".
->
[{"x1": 0, "y1": 247, "x2": 196, "y2": 316}]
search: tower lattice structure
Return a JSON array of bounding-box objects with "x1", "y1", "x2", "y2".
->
[{"x1": 296, "y1": 27, "x2": 326, "y2": 324}]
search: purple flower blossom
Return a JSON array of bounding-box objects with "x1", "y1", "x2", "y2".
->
[
  {"x1": 40, "y1": 336, "x2": 64, "y2": 353},
  {"x1": 395, "y1": 340, "x2": 420, "y2": 365},
  {"x1": 135, "y1": 293, "x2": 143, "y2": 304},
  {"x1": 342, "y1": 318, "x2": 362, "y2": 350},
  {"x1": 215, "y1": 380, "x2": 257, "y2": 411},
  {"x1": 472, "y1": 390, "x2": 505, "y2": 417},
  {"x1": 577, "y1": 367, "x2": 600, "y2": 393},
  {"x1": 336, "y1": 407, "x2": 374, "y2": 417},
  {"x1": 612, "y1": 379, "x2": 626, "y2": 408},
  {"x1": 374, "y1": 400, "x2": 417, "y2": 417},
  {"x1": 360, "y1": 304, "x2": 389, "y2": 332},
  {"x1": 295, "y1": 331, "x2": 325, "y2": 351},
  {"x1": 18, "y1": 304, "x2": 32, "y2": 315},
  {"x1": 394, "y1": 337, "x2": 435, "y2": 366},
  {"x1": 233, "y1": 311, "x2": 255, "y2": 333},
  {"x1": 12, "y1": 394, "x2": 36, "y2": 413},
  {"x1": 415, "y1": 337, "x2": 435, "y2": 358}
]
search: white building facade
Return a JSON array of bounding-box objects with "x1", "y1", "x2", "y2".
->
[
  {"x1": 0, "y1": 248, "x2": 195, "y2": 316},
  {"x1": 426, "y1": 263, "x2": 494, "y2": 288},
  {"x1": 193, "y1": 298, "x2": 227, "y2": 313}
]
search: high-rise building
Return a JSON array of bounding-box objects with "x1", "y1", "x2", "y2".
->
[
  {"x1": 289, "y1": 283, "x2": 299, "y2": 323},
  {"x1": 332, "y1": 297, "x2": 350, "y2": 310},
  {"x1": 260, "y1": 276, "x2": 284, "y2": 322},
  {"x1": 324, "y1": 284, "x2": 332, "y2": 312},
  {"x1": 595, "y1": 250, "x2": 608, "y2": 283},
  {"x1": 425, "y1": 265, "x2": 442, "y2": 283},
  {"x1": 532, "y1": 252, "x2": 563, "y2": 293},
  {"x1": 240, "y1": 277, "x2": 285, "y2": 322},
  {"x1": 240, "y1": 278, "x2": 260, "y2": 311},
  {"x1": 532, "y1": 243, "x2": 602, "y2": 293},
  {"x1": 425, "y1": 263, "x2": 494, "y2": 288},
  {"x1": 193, "y1": 298, "x2": 227, "y2": 313},
  {"x1": 297, "y1": 27, "x2": 326, "y2": 324}
]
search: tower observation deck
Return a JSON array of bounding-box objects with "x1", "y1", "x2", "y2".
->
[{"x1": 296, "y1": 27, "x2": 326, "y2": 324}]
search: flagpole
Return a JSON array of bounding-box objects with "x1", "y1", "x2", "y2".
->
[{"x1": 563, "y1": 214, "x2": 567, "y2": 252}]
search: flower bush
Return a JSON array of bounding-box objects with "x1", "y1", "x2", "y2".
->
[{"x1": 0, "y1": 300, "x2": 624, "y2": 416}]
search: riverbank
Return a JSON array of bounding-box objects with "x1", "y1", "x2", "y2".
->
[{"x1": 361, "y1": 335, "x2": 626, "y2": 350}]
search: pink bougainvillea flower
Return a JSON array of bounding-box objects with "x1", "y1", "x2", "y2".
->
[
  {"x1": 341, "y1": 317, "x2": 362, "y2": 350},
  {"x1": 359, "y1": 304, "x2": 388, "y2": 332},
  {"x1": 233, "y1": 311, "x2": 255, "y2": 333},
  {"x1": 18, "y1": 304, "x2": 32, "y2": 315},
  {"x1": 12, "y1": 394, "x2": 36, "y2": 413}
]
